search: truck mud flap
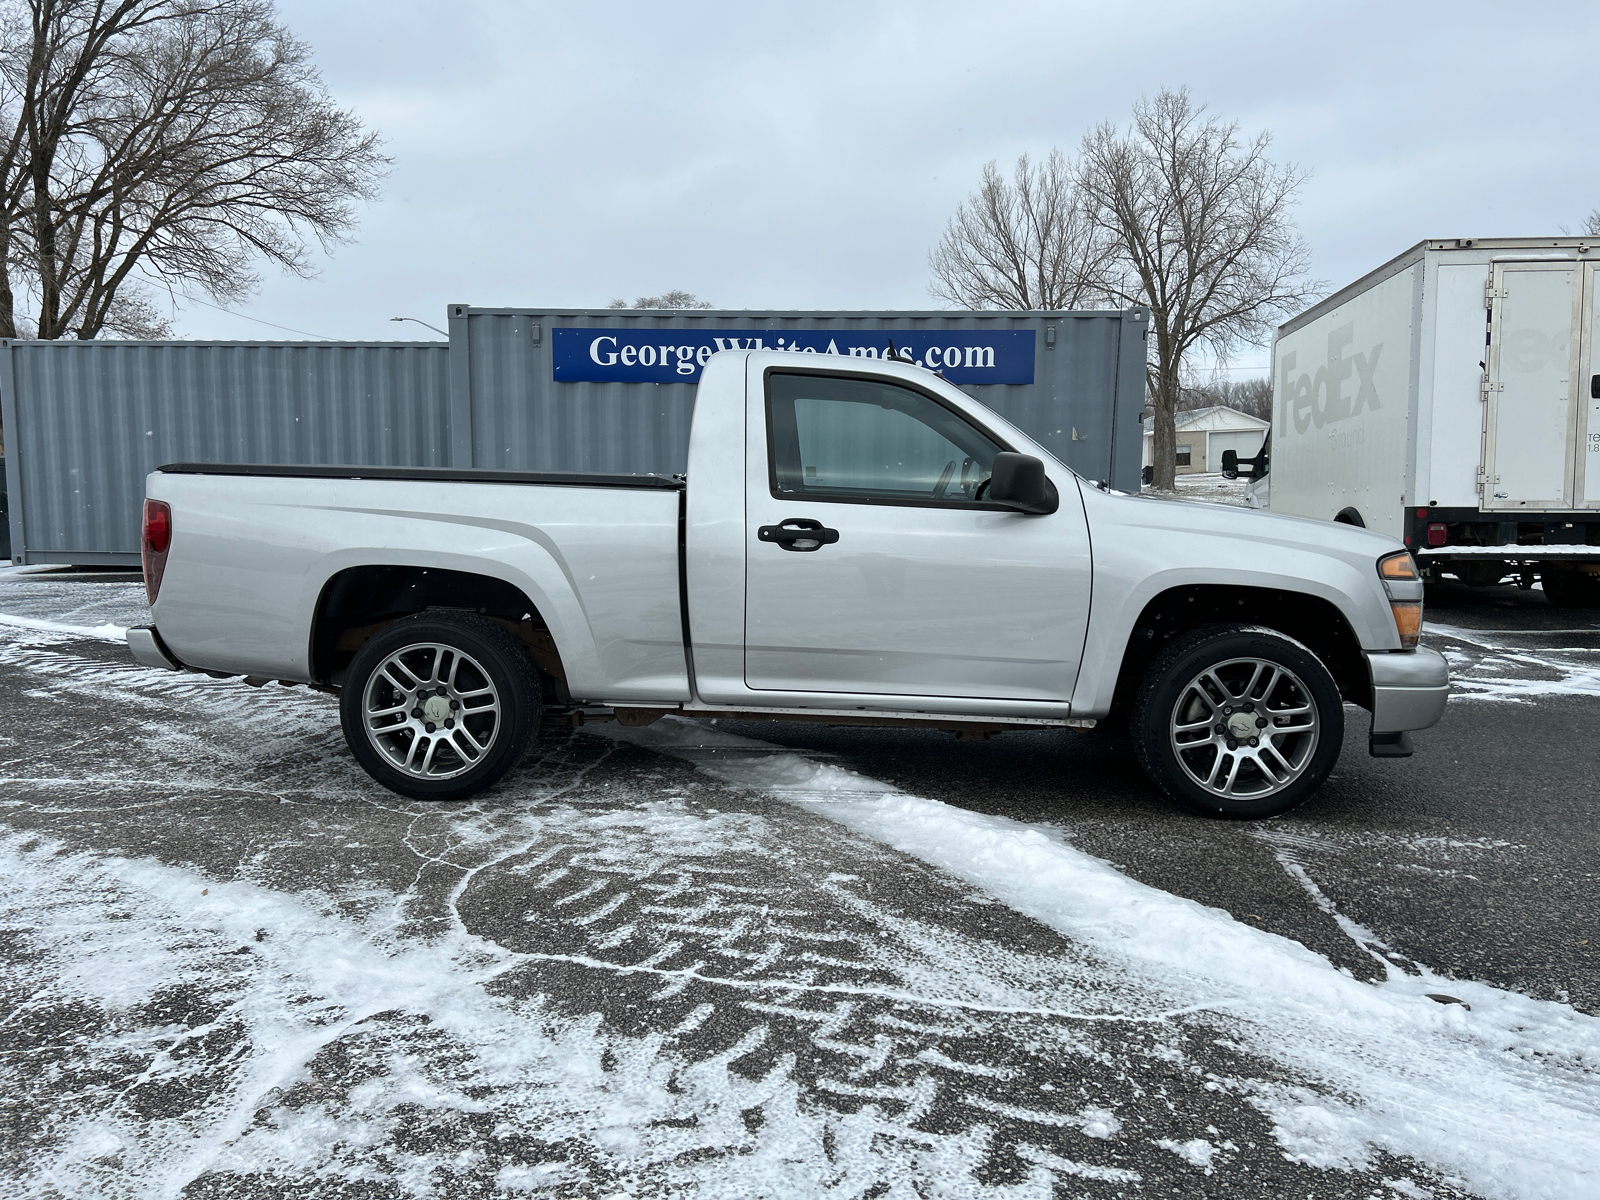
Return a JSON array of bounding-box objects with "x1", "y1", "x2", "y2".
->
[{"x1": 1369, "y1": 730, "x2": 1413, "y2": 758}]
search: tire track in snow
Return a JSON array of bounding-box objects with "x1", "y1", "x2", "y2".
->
[
  {"x1": 0, "y1": 620, "x2": 1480, "y2": 1197},
  {"x1": 602, "y1": 718, "x2": 1600, "y2": 1200}
]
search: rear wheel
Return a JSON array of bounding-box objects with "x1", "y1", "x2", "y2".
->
[
  {"x1": 1130, "y1": 625, "x2": 1343, "y2": 819},
  {"x1": 1456, "y1": 561, "x2": 1507, "y2": 588},
  {"x1": 340, "y1": 612, "x2": 540, "y2": 800},
  {"x1": 1541, "y1": 566, "x2": 1600, "y2": 607}
]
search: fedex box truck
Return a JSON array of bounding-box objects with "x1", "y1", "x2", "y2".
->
[{"x1": 1253, "y1": 238, "x2": 1600, "y2": 605}]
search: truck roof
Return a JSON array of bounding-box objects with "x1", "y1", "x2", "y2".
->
[{"x1": 1279, "y1": 236, "x2": 1598, "y2": 337}]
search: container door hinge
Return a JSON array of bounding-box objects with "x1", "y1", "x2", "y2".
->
[
  {"x1": 1480, "y1": 376, "x2": 1502, "y2": 402},
  {"x1": 1484, "y1": 283, "x2": 1506, "y2": 308}
]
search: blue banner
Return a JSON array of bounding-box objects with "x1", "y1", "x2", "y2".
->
[{"x1": 551, "y1": 327, "x2": 1035, "y2": 385}]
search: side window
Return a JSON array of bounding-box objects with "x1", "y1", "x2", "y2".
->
[{"x1": 767, "y1": 372, "x2": 1004, "y2": 504}]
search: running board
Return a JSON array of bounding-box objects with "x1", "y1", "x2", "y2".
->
[{"x1": 564, "y1": 704, "x2": 1093, "y2": 734}]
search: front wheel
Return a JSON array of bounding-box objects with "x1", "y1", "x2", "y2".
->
[
  {"x1": 1130, "y1": 625, "x2": 1344, "y2": 819},
  {"x1": 340, "y1": 612, "x2": 541, "y2": 800}
]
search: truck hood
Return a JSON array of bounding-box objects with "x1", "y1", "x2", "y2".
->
[{"x1": 1080, "y1": 485, "x2": 1405, "y2": 569}]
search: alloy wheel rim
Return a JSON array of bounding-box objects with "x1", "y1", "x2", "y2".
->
[
  {"x1": 361, "y1": 642, "x2": 501, "y2": 781},
  {"x1": 1168, "y1": 656, "x2": 1319, "y2": 799}
]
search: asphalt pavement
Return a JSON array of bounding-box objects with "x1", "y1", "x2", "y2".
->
[
  {"x1": 0, "y1": 567, "x2": 1594, "y2": 1199},
  {"x1": 724, "y1": 578, "x2": 1600, "y2": 1015}
]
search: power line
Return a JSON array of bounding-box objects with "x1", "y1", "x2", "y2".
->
[{"x1": 181, "y1": 296, "x2": 333, "y2": 340}]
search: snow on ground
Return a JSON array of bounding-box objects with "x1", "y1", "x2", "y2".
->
[
  {"x1": 0, "y1": 569, "x2": 147, "y2": 633},
  {"x1": 1424, "y1": 622, "x2": 1600, "y2": 703},
  {"x1": 2, "y1": 712, "x2": 1160, "y2": 1197},
  {"x1": 1155, "y1": 1136, "x2": 1220, "y2": 1171},
  {"x1": 605, "y1": 719, "x2": 1600, "y2": 1200},
  {"x1": 0, "y1": 611, "x2": 129, "y2": 640},
  {"x1": 1141, "y1": 472, "x2": 1253, "y2": 508},
  {"x1": 2, "y1": 575, "x2": 1597, "y2": 1197},
  {"x1": 2, "y1": 616, "x2": 1347, "y2": 1198}
]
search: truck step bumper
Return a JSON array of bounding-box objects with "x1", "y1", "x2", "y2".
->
[
  {"x1": 127, "y1": 625, "x2": 184, "y2": 672},
  {"x1": 1365, "y1": 647, "x2": 1449, "y2": 751}
]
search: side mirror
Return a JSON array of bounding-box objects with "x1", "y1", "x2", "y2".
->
[
  {"x1": 987, "y1": 452, "x2": 1058, "y2": 514},
  {"x1": 1221, "y1": 450, "x2": 1239, "y2": 479}
]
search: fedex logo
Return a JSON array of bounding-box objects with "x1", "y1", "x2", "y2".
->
[{"x1": 1281, "y1": 323, "x2": 1382, "y2": 435}]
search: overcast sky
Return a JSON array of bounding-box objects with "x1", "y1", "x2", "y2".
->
[{"x1": 170, "y1": 0, "x2": 1600, "y2": 376}]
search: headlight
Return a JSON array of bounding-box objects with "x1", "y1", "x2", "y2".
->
[{"x1": 1377, "y1": 551, "x2": 1422, "y2": 649}]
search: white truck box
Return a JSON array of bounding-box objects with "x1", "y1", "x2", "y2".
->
[{"x1": 1257, "y1": 237, "x2": 1600, "y2": 600}]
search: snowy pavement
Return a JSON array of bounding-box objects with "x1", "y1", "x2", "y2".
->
[
  {"x1": 1, "y1": 572, "x2": 1597, "y2": 1199},
  {"x1": 1140, "y1": 472, "x2": 1254, "y2": 507}
]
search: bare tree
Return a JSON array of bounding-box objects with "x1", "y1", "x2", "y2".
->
[
  {"x1": 606, "y1": 289, "x2": 713, "y2": 310},
  {"x1": 1078, "y1": 88, "x2": 1319, "y2": 489},
  {"x1": 1177, "y1": 374, "x2": 1272, "y2": 420},
  {"x1": 1584, "y1": 210, "x2": 1600, "y2": 238},
  {"x1": 928, "y1": 150, "x2": 1108, "y2": 310},
  {"x1": 0, "y1": 0, "x2": 387, "y2": 340}
]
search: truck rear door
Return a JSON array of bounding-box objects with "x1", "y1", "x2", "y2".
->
[
  {"x1": 1581, "y1": 264, "x2": 1600, "y2": 510},
  {"x1": 740, "y1": 363, "x2": 1092, "y2": 704},
  {"x1": 1482, "y1": 261, "x2": 1584, "y2": 510}
]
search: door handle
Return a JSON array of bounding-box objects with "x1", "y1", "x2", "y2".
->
[
  {"x1": 757, "y1": 518, "x2": 840, "y2": 552},
  {"x1": 1591, "y1": 373, "x2": 1599, "y2": 399}
]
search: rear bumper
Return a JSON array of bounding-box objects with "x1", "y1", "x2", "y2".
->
[
  {"x1": 1416, "y1": 547, "x2": 1600, "y2": 566},
  {"x1": 1366, "y1": 647, "x2": 1449, "y2": 734},
  {"x1": 127, "y1": 625, "x2": 184, "y2": 671}
]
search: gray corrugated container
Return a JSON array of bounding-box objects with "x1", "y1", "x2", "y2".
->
[
  {"x1": 1, "y1": 340, "x2": 450, "y2": 565},
  {"x1": 0, "y1": 461, "x2": 10, "y2": 560},
  {"x1": 2, "y1": 306, "x2": 1146, "y2": 565},
  {"x1": 450, "y1": 305, "x2": 1147, "y2": 485}
]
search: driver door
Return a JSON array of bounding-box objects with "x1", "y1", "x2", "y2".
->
[{"x1": 742, "y1": 368, "x2": 1092, "y2": 703}]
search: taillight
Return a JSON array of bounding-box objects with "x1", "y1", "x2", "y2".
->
[
  {"x1": 142, "y1": 499, "x2": 172, "y2": 605},
  {"x1": 1426, "y1": 523, "x2": 1448, "y2": 547}
]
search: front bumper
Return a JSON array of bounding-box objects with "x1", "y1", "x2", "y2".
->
[
  {"x1": 1364, "y1": 647, "x2": 1449, "y2": 755},
  {"x1": 127, "y1": 625, "x2": 184, "y2": 671}
]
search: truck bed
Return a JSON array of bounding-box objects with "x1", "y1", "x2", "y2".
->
[{"x1": 146, "y1": 464, "x2": 689, "y2": 701}]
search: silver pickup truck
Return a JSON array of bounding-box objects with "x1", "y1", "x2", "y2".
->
[{"x1": 127, "y1": 350, "x2": 1448, "y2": 818}]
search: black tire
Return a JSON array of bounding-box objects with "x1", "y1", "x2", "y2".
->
[
  {"x1": 1457, "y1": 561, "x2": 1507, "y2": 588},
  {"x1": 1130, "y1": 624, "x2": 1344, "y2": 819},
  {"x1": 340, "y1": 612, "x2": 540, "y2": 801},
  {"x1": 1541, "y1": 567, "x2": 1600, "y2": 608}
]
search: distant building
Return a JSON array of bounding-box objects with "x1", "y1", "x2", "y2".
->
[{"x1": 1143, "y1": 406, "x2": 1269, "y2": 475}]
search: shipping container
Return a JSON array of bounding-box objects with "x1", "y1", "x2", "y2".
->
[
  {"x1": 1254, "y1": 238, "x2": 1600, "y2": 603},
  {"x1": 0, "y1": 460, "x2": 9, "y2": 560},
  {"x1": 1, "y1": 340, "x2": 451, "y2": 565},
  {"x1": 1, "y1": 305, "x2": 1147, "y2": 566}
]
